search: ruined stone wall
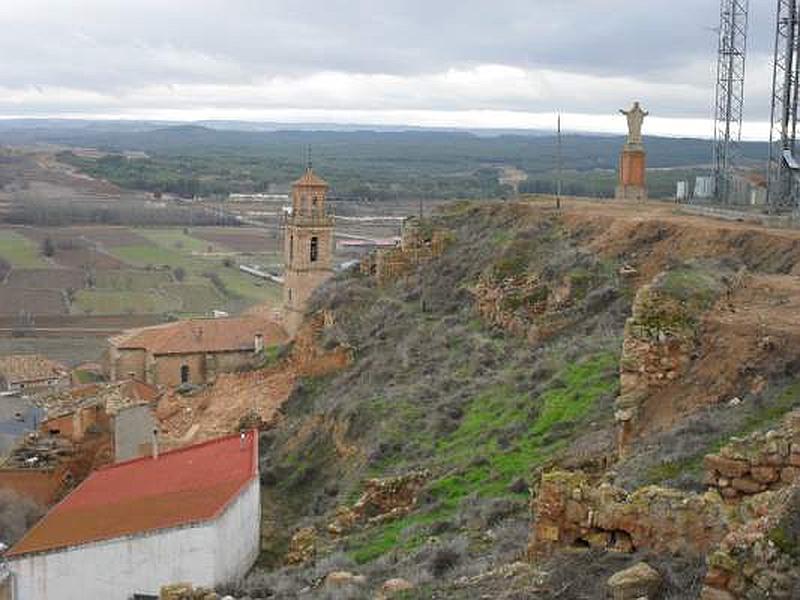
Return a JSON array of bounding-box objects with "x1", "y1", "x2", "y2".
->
[
  {"x1": 704, "y1": 411, "x2": 800, "y2": 501},
  {"x1": 701, "y1": 487, "x2": 800, "y2": 600},
  {"x1": 615, "y1": 282, "x2": 697, "y2": 454},
  {"x1": 530, "y1": 470, "x2": 731, "y2": 558}
]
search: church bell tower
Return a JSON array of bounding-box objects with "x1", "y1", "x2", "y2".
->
[{"x1": 283, "y1": 161, "x2": 334, "y2": 336}]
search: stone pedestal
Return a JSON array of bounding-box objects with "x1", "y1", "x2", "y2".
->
[{"x1": 615, "y1": 145, "x2": 647, "y2": 201}]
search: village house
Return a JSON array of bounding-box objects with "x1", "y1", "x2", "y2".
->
[
  {"x1": 0, "y1": 380, "x2": 161, "y2": 506},
  {"x1": 6, "y1": 430, "x2": 260, "y2": 600},
  {"x1": 0, "y1": 356, "x2": 69, "y2": 394},
  {"x1": 105, "y1": 316, "x2": 287, "y2": 386}
]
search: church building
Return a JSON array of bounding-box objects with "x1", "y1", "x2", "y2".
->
[{"x1": 283, "y1": 164, "x2": 334, "y2": 335}]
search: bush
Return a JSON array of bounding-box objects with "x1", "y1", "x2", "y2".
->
[
  {"x1": 41, "y1": 237, "x2": 55, "y2": 257},
  {"x1": 0, "y1": 490, "x2": 44, "y2": 545}
]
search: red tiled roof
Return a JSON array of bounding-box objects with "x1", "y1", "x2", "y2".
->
[
  {"x1": 112, "y1": 317, "x2": 287, "y2": 355},
  {"x1": 7, "y1": 431, "x2": 258, "y2": 558},
  {"x1": 293, "y1": 167, "x2": 328, "y2": 188}
]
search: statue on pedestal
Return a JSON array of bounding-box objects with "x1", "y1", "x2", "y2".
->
[{"x1": 619, "y1": 101, "x2": 649, "y2": 146}]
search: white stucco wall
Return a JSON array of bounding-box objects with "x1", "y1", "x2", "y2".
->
[{"x1": 9, "y1": 477, "x2": 260, "y2": 600}]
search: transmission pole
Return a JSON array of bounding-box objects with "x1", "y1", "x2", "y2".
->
[
  {"x1": 556, "y1": 113, "x2": 562, "y2": 210},
  {"x1": 713, "y1": 0, "x2": 749, "y2": 206},
  {"x1": 768, "y1": 0, "x2": 800, "y2": 212}
]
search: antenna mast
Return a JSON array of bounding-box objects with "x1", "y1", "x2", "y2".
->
[
  {"x1": 768, "y1": 0, "x2": 800, "y2": 212},
  {"x1": 713, "y1": 0, "x2": 749, "y2": 205}
]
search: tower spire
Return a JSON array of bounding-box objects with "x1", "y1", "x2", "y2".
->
[{"x1": 306, "y1": 145, "x2": 313, "y2": 171}]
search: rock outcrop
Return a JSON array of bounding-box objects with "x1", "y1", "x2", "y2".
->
[{"x1": 607, "y1": 562, "x2": 662, "y2": 600}]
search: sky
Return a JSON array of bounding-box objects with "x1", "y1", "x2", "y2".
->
[{"x1": 0, "y1": 0, "x2": 779, "y2": 138}]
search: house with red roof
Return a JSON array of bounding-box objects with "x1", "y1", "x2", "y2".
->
[
  {"x1": 106, "y1": 316, "x2": 287, "y2": 387},
  {"x1": 5, "y1": 431, "x2": 260, "y2": 600}
]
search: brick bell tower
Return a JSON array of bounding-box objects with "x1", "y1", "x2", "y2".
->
[{"x1": 283, "y1": 159, "x2": 334, "y2": 336}]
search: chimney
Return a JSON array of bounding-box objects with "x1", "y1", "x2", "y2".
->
[
  {"x1": 254, "y1": 333, "x2": 264, "y2": 354},
  {"x1": 152, "y1": 428, "x2": 159, "y2": 460}
]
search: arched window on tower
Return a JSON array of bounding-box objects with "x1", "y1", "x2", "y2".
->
[
  {"x1": 289, "y1": 234, "x2": 294, "y2": 261},
  {"x1": 310, "y1": 236, "x2": 319, "y2": 262}
]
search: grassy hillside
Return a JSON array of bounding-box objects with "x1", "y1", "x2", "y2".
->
[{"x1": 219, "y1": 200, "x2": 800, "y2": 599}]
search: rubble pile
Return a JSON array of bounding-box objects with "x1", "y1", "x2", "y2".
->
[{"x1": 328, "y1": 470, "x2": 430, "y2": 535}]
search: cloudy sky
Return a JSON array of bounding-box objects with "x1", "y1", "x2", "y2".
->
[{"x1": 0, "y1": 0, "x2": 778, "y2": 138}]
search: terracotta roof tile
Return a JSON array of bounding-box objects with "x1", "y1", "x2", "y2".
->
[
  {"x1": 7, "y1": 431, "x2": 258, "y2": 558},
  {"x1": 0, "y1": 355, "x2": 68, "y2": 385},
  {"x1": 112, "y1": 317, "x2": 286, "y2": 355}
]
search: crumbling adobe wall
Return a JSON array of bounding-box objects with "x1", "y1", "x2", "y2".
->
[
  {"x1": 704, "y1": 411, "x2": 800, "y2": 501},
  {"x1": 529, "y1": 470, "x2": 731, "y2": 558},
  {"x1": 289, "y1": 310, "x2": 353, "y2": 377}
]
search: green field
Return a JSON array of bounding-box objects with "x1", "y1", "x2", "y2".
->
[
  {"x1": 137, "y1": 228, "x2": 234, "y2": 254},
  {"x1": 162, "y1": 283, "x2": 226, "y2": 313},
  {"x1": 108, "y1": 228, "x2": 281, "y2": 307},
  {"x1": 0, "y1": 230, "x2": 48, "y2": 267},
  {"x1": 94, "y1": 270, "x2": 173, "y2": 291},
  {"x1": 73, "y1": 289, "x2": 181, "y2": 315}
]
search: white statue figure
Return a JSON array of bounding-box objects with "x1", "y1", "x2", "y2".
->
[{"x1": 619, "y1": 101, "x2": 649, "y2": 146}]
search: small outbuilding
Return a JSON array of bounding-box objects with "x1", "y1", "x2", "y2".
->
[{"x1": 6, "y1": 430, "x2": 261, "y2": 600}]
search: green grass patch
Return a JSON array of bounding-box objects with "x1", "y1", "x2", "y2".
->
[
  {"x1": 137, "y1": 228, "x2": 231, "y2": 254},
  {"x1": 162, "y1": 283, "x2": 225, "y2": 313},
  {"x1": 93, "y1": 270, "x2": 172, "y2": 290},
  {"x1": 73, "y1": 289, "x2": 180, "y2": 315},
  {"x1": 0, "y1": 230, "x2": 48, "y2": 267},
  {"x1": 349, "y1": 351, "x2": 619, "y2": 564}
]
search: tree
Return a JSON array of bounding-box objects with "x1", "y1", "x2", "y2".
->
[
  {"x1": 173, "y1": 267, "x2": 186, "y2": 282},
  {"x1": 41, "y1": 237, "x2": 55, "y2": 257}
]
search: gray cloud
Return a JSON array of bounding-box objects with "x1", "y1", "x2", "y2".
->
[{"x1": 0, "y1": 1, "x2": 781, "y2": 128}]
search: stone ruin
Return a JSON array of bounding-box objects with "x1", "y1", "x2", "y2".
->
[
  {"x1": 328, "y1": 470, "x2": 430, "y2": 535},
  {"x1": 359, "y1": 217, "x2": 449, "y2": 285},
  {"x1": 704, "y1": 410, "x2": 800, "y2": 501},
  {"x1": 529, "y1": 470, "x2": 731, "y2": 558}
]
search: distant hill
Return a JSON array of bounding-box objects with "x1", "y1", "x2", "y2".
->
[{"x1": 0, "y1": 120, "x2": 770, "y2": 199}]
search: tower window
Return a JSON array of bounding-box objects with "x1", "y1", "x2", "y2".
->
[
  {"x1": 310, "y1": 236, "x2": 319, "y2": 262},
  {"x1": 290, "y1": 234, "x2": 294, "y2": 261}
]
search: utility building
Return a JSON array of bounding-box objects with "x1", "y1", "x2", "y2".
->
[
  {"x1": 6, "y1": 431, "x2": 260, "y2": 600},
  {"x1": 283, "y1": 164, "x2": 334, "y2": 336}
]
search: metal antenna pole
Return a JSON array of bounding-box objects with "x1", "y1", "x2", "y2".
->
[
  {"x1": 768, "y1": 0, "x2": 800, "y2": 212},
  {"x1": 713, "y1": 0, "x2": 749, "y2": 206},
  {"x1": 556, "y1": 113, "x2": 562, "y2": 210}
]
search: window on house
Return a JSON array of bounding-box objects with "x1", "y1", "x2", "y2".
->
[
  {"x1": 310, "y1": 236, "x2": 319, "y2": 262},
  {"x1": 180, "y1": 365, "x2": 190, "y2": 384}
]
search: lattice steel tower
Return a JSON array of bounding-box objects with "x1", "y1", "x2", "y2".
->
[
  {"x1": 768, "y1": 0, "x2": 800, "y2": 211},
  {"x1": 713, "y1": 0, "x2": 749, "y2": 205}
]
